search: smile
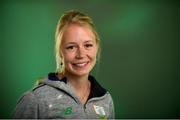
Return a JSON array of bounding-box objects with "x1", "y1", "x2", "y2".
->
[{"x1": 72, "y1": 62, "x2": 89, "y2": 68}]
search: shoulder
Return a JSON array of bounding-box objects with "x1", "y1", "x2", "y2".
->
[
  {"x1": 99, "y1": 91, "x2": 114, "y2": 103},
  {"x1": 105, "y1": 91, "x2": 114, "y2": 105},
  {"x1": 17, "y1": 91, "x2": 37, "y2": 104},
  {"x1": 31, "y1": 83, "x2": 60, "y2": 101},
  {"x1": 16, "y1": 84, "x2": 48, "y2": 104}
]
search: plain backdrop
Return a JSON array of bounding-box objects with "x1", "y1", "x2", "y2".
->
[{"x1": 0, "y1": 0, "x2": 180, "y2": 118}]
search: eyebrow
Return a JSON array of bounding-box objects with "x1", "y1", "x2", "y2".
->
[
  {"x1": 65, "y1": 40, "x2": 94, "y2": 45},
  {"x1": 84, "y1": 40, "x2": 94, "y2": 43},
  {"x1": 65, "y1": 42, "x2": 77, "y2": 45}
]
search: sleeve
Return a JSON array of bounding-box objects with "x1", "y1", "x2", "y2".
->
[
  {"x1": 108, "y1": 93, "x2": 115, "y2": 119},
  {"x1": 12, "y1": 92, "x2": 39, "y2": 119},
  {"x1": 110, "y1": 97, "x2": 115, "y2": 119}
]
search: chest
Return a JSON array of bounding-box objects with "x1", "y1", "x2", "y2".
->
[{"x1": 38, "y1": 93, "x2": 110, "y2": 119}]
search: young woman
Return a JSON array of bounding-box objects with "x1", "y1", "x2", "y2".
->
[{"x1": 13, "y1": 10, "x2": 115, "y2": 119}]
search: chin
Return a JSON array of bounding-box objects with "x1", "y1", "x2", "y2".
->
[{"x1": 72, "y1": 70, "x2": 90, "y2": 77}]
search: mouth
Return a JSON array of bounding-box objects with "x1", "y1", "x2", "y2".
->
[{"x1": 72, "y1": 61, "x2": 89, "y2": 68}]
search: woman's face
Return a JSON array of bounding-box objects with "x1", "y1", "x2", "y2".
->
[{"x1": 61, "y1": 23, "x2": 98, "y2": 77}]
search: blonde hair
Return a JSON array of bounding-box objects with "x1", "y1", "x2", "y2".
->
[{"x1": 55, "y1": 10, "x2": 101, "y2": 74}]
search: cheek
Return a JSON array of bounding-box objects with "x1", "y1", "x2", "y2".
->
[
  {"x1": 63, "y1": 52, "x2": 75, "y2": 63},
  {"x1": 90, "y1": 49, "x2": 98, "y2": 60}
]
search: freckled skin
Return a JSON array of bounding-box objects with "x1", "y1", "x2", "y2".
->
[{"x1": 61, "y1": 23, "x2": 98, "y2": 77}]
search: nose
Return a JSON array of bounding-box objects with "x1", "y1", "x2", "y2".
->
[{"x1": 76, "y1": 46, "x2": 85, "y2": 59}]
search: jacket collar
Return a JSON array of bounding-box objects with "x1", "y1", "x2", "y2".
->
[{"x1": 48, "y1": 72, "x2": 107, "y2": 98}]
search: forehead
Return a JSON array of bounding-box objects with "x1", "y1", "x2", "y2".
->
[{"x1": 62, "y1": 23, "x2": 95, "y2": 44}]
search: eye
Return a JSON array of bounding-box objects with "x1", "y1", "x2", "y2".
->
[
  {"x1": 66, "y1": 46, "x2": 74, "y2": 49},
  {"x1": 85, "y1": 44, "x2": 93, "y2": 48},
  {"x1": 66, "y1": 45, "x2": 76, "y2": 51}
]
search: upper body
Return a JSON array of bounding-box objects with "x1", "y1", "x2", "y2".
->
[
  {"x1": 13, "y1": 10, "x2": 115, "y2": 119},
  {"x1": 12, "y1": 73, "x2": 115, "y2": 119}
]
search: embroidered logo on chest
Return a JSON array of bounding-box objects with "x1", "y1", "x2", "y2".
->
[
  {"x1": 93, "y1": 105, "x2": 106, "y2": 119},
  {"x1": 63, "y1": 106, "x2": 73, "y2": 115},
  {"x1": 57, "y1": 106, "x2": 74, "y2": 118}
]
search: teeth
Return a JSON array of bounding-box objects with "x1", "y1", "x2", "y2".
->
[{"x1": 74, "y1": 63, "x2": 87, "y2": 67}]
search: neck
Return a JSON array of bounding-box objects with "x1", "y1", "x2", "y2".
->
[
  {"x1": 62, "y1": 72, "x2": 91, "y2": 104},
  {"x1": 67, "y1": 75, "x2": 89, "y2": 89},
  {"x1": 64, "y1": 72, "x2": 89, "y2": 89}
]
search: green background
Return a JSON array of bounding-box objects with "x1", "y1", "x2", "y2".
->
[{"x1": 0, "y1": 0, "x2": 179, "y2": 118}]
